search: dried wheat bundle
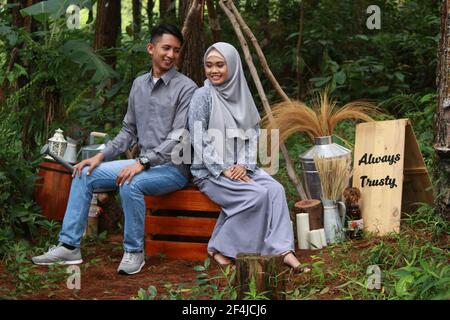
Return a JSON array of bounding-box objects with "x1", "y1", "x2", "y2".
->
[
  {"x1": 313, "y1": 156, "x2": 353, "y2": 200},
  {"x1": 261, "y1": 90, "x2": 381, "y2": 143}
]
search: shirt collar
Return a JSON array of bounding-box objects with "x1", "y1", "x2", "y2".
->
[{"x1": 149, "y1": 67, "x2": 177, "y2": 85}]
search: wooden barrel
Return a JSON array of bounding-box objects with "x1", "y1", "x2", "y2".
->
[{"x1": 34, "y1": 160, "x2": 72, "y2": 221}]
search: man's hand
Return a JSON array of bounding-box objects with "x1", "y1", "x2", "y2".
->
[
  {"x1": 72, "y1": 153, "x2": 105, "y2": 178},
  {"x1": 116, "y1": 162, "x2": 145, "y2": 186}
]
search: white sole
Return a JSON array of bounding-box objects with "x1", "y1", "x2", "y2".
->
[
  {"x1": 33, "y1": 259, "x2": 83, "y2": 266},
  {"x1": 118, "y1": 261, "x2": 145, "y2": 275}
]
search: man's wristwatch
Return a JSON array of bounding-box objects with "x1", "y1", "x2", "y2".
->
[{"x1": 138, "y1": 156, "x2": 151, "y2": 170}]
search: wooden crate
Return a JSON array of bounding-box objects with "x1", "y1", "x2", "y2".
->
[{"x1": 144, "y1": 186, "x2": 221, "y2": 261}]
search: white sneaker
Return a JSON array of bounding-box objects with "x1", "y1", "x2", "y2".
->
[
  {"x1": 32, "y1": 243, "x2": 83, "y2": 265},
  {"x1": 117, "y1": 251, "x2": 145, "y2": 275}
]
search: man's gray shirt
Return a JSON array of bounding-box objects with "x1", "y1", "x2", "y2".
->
[{"x1": 101, "y1": 67, "x2": 197, "y2": 178}]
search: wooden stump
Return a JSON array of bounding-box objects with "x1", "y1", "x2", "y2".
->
[
  {"x1": 294, "y1": 199, "x2": 323, "y2": 230},
  {"x1": 235, "y1": 253, "x2": 286, "y2": 300}
]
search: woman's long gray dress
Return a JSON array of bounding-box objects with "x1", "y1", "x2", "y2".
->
[{"x1": 189, "y1": 86, "x2": 295, "y2": 259}]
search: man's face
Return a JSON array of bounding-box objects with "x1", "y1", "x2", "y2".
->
[{"x1": 147, "y1": 33, "x2": 181, "y2": 75}]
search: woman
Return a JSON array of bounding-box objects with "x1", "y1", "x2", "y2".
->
[{"x1": 188, "y1": 42, "x2": 305, "y2": 272}]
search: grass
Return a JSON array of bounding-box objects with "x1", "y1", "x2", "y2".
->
[{"x1": 0, "y1": 240, "x2": 68, "y2": 298}]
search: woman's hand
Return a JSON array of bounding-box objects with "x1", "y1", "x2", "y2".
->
[
  {"x1": 230, "y1": 164, "x2": 246, "y2": 180},
  {"x1": 223, "y1": 166, "x2": 251, "y2": 183},
  {"x1": 223, "y1": 168, "x2": 234, "y2": 179}
]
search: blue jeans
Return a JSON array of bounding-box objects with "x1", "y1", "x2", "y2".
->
[{"x1": 58, "y1": 160, "x2": 188, "y2": 252}]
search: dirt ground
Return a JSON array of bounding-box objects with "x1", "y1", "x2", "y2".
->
[{"x1": 0, "y1": 234, "x2": 320, "y2": 300}]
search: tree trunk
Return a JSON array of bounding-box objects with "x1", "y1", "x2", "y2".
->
[
  {"x1": 6, "y1": 0, "x2": 36, "y2": 90},
  {"x1": 9, "y1": 0, "x2": 26, "y2": 29},
  {"x1": 206, "y1": 0, "x2": 221, "y2": 42},
  {"x1": 435, "y1": 0, "x2": 450, "y2": 219},
  {"x1": 179, "y1": 0, "x2": 205, "y2": 86},
  {"x1": 9, "y1": 0, "x2": 38, "y2": 32},
  {"x1": 132, "y1": 0, "x2": 141, "y2": 40},
  {"x1": 6, "y1": 0, "x2": 39, "y2": 159},
  {"x1": 94, "y1": 0, "x2": 121, "y2": 68},
  {"x1": 235, "y1": 254, "x2": 286, "y2": 300},
  {"x1": 159, "y1": 0, "x2": 176, "y2": 23},
  {"x1": 296, "y1": 0, "x2": 305, "y2": 99},
  {"x1": 255, "y1": 0, "x2": 269, "y2": 50},
  {"x1": 294, "y1": 199, "x2": 323, "y2": 230},
  {"x1": 179, "y1": 0, "x2": 189, "y2": 25},
  {"x1": 147, "y1": 0, "x2": 155, "y2": 27}
]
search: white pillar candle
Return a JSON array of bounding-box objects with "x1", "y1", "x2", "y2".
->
[
  {"x1": 296, "y1": 213, "x2": 310, "y2": 250},
  {"x1": 319, "y1": 228, "x2": 327, "y2": 247},
  {"x1": 309, "y1": 229, "x2": 323, "y2": 250}
]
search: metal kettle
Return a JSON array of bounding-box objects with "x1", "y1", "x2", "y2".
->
[
  {"x1": 63, "y1": 137, "x2": 78, "y2": 164},
  {"x1": 78, "y1": 132, "x2": 110, "y2": 160}
]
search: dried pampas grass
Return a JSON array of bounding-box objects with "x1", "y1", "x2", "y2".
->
[{"x1": 313, "y1": 156, "x2": 353, "y2": 200}]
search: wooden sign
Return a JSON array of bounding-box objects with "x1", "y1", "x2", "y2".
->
[{"x1": 352, "y1": 119, "x2": 434, "y2": 235}]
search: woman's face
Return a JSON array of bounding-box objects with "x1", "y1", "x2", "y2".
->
[{"x1": 205, "y1": 53, "x2": 228, "y2": 85}]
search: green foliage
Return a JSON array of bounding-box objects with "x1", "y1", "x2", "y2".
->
[
  {"x1": 20, "y1": 0, "x2": 94, "y2": 23},
  {"x1": 134, "y1": 285, "x2": 158, "y2": 300},
  {"x1": 403, "y1": 203, "x2": 449, "y2": 241},
  {"x1": 63, "y1": 40, "x2": 119, "y2": 83},
  {"x1": 0, "y1": 112, "x2": 59, "y2": 257},
  {"x1": 0, "y1": 0, "x2": 122, "y2": 154},
  {"x1": 242, "y1": 275, "x2": 270, "y2": 300},
  {"x1": 393, "y1": 256, "x2": 449, "y2": 300},
  {"x1": 298, "y1": 1, "x2": 438, "y2": 101},
  {"x1": 1, "y1": 240, "x2": 67, "y2": 297},
  {"x1": 133, "y1": 258, "x2": 238, "y2": 300}
]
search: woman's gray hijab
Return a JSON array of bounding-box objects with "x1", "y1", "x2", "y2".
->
[{"x1": 204, "y1": 42, "x2": 260, "y2": 166}]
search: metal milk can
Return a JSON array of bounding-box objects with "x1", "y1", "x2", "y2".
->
[
  {"x1": 299, "y1": 136, "x2": 352, "y2": 200},
  {"x1": 322, "y1": 199, "x2": 346, "y2": 244}
]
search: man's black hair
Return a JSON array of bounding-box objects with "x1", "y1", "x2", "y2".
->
[{"x1": 150, "y1": 24, "x2": 183, "y2": 45}]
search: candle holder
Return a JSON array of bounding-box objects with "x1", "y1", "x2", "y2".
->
[{"x1": 46, "y1": 128, "x2": 67, "y2": 160}]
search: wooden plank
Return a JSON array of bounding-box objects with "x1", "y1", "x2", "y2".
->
[
  {"x1": 403, "y1": 167, "x2": 429, "y2": 175},
  {"x1": 353, "y1": 119, "x2": 407, "y2": 235},
  {"x1": 145, "y1": 239, "x2": 208, "y2": 260},
  {"x1": 145, "y1": 187, "x2": 220, "y2": 212},
  {"x1": 39, "y1": 160, "x2": 72, "y2": 174},
  {"x1": 145, "y1": 215, "x2": 217, "y2": 237},
  {"x1": 402, "y1": 123, "x2": 434, "y2": 212}
]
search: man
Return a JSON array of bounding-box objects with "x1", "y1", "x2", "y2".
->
[{"x1": 32, "y1": 24, "x2": 197, "y2": 275}]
